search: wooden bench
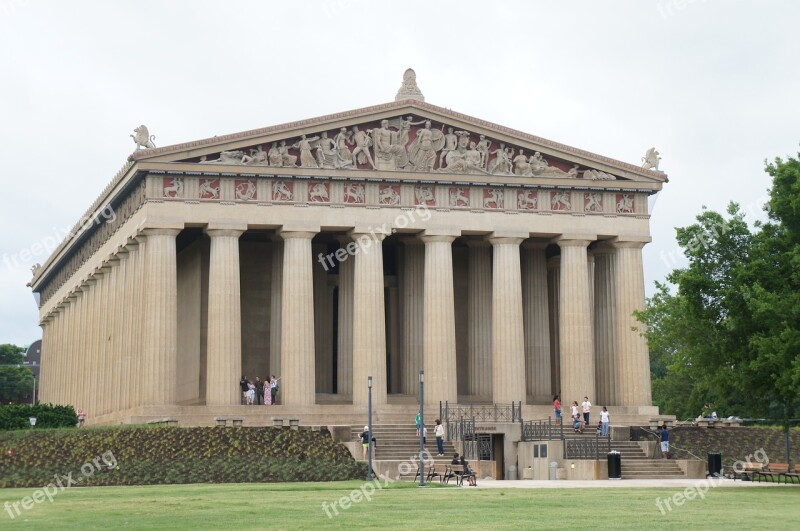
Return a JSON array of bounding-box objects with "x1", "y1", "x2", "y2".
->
[
  {"x1": 413, "y1": 464, "x2": 450, "y2": 483},
  {"x1": 732, "y1": 462, "x2": 763, "y2": 481},
  {"x1": 784, "y1": 464, "x2": 800, "y2": 484},
  {"x1": 755, "y1": 463, "x2": 789, "y2": 483}
]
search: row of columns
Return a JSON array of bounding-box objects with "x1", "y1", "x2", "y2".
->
[{"x1": 39, "y1": 224, "x2": 651, "y2": 416}]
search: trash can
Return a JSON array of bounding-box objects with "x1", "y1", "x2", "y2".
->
[
  {"x1": 507, "y1": 465, "x2": 517, "y2": 481},
  {"x1": 707, "y1": 451, "x2": 722, "y2": 477},
  {"x1": 549, "y1": 461, "x2": 558, "y2": 480},
  {"x1": 607, "y1": 451, "x2": 621, "y2": 480}
]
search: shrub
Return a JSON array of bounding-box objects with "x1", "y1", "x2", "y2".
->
[{"x1": 0, "y1": 403, "x2": 77, "y2": 431}]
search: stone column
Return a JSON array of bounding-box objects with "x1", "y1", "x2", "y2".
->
[
  {"x1": 592, "y1": 244, "x2": 617, "y2": 406},
  {"x1": 557, "y1": 238, "x2": 595, "y2": 407},
  {"x1": 421, "y1": 233, "x2": 458, "y2": 405},
  {"x1": 132, "y1": 235, "x2": 147, "y2": 408},
  {"x1": 351, "y1": 230, "x2": 388, "y2": 406},
  {"x1": 142, "y1": 227, "x2": 180, "y2": 406},
  {"x1": 336, "y1": 236, "x2": 354, "y2": 397},
  {"x1": 112, "y1": 251, "x2": 127, "y2": 415},
  {"x1": 466, "y1": 240, "x2": 492, "y2": 399},
  {"x1": 269, "y1": 239, "x2": 283, "y2": 379},
  {"x1": 489, "y1": 235, "x2": 526, "y2": 404},
  {"x1": 205, "y1": 223, "x2": 245, "y2": 406},
  {"x1": 400, "y1": 238, "x2": 424, "y2": 395},
  {"x1": 613, "y1": 240, "x2": 652, "y2": 406},
  {"x1": 279, "y1": 229, "x2": 317, "y2": 406},
  {"x1": 522, "y1": 242, "x2": 551, "y2": 403},
  {"x1": 547, "y1": 257, "x2": 560, "y2": 396}
]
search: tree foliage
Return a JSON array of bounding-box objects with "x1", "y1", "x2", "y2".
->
[
  {"x1": 638, "y1": 152, "x2": 800, "y2": 420},
  {"x1": 0, "y1": 344, "x2": 34, "y2": 404}
]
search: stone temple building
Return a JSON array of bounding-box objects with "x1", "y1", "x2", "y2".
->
[{"x1": 30, "y1": 70, "x2": 667, "y2": 429}]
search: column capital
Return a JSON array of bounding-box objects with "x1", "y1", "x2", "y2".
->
[
  {"x1": 555, "y1": 237, "x2": 593, "y2": 249},
  {"x1": 399, "y1": 235, "x2": 423, "y2": 246},
  {"x1": 488, "y1": 236, "x2": 524, "y2": 246},
  {"x1": 611, "y1": 237, "x2": 650, "y2": 249},
  {"x1": 591, "y1": 241, "x2": 616, "y2": 255},
  {"x1": 206, "y1": 228, "x2": 245, "y2": 239},
  {"x1": 278, "y1": 229, "x2": 317, "y2": 241},
  {"x1": 206, "y1": 219, "x2": 248, "y2": 233},
  {"x1": 142, "y1": 228, "x2": 181, "y2": 238},
  {"x1": 349, "y1": 228, "x2": 388, "y2": 242},
  {"x1": 420, "y1": 234, "x2": 456, "y2": 244}
]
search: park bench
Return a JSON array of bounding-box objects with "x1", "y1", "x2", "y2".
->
[
  {"x1": 428, "y1": 464, "x2": 450, "y2": 483},
  {"x1": 784, "y1": 464, "x2": 800, "y2": 484},
  {"x1": 446, "y1": 464, "x2": 464, "y2": 485},
  {"x1": 732, "y1": 462, "x2": 763, "y2": 481},
  {"x1": 754, "y1": 463, "x2": 789, "y2": 483}
]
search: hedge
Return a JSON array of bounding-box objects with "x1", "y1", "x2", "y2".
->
[{"x1": 0, "y1": 403, "x2": 77, "y2": 431}]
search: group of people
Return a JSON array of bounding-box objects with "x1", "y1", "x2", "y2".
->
[
  {"x1": 553, "y1": 395, "x2": 610, "y2": 436},
  {"x1": 240, "y1": 375, "x2": 280, "y2": 405},
  {"x1": 451, "y1": 453, "x2": 477, "y2": 486}
]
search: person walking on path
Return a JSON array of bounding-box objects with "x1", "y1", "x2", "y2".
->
[
  {"x1": 581, "y1": 396, "x2": 592, "y2": 425},
  {"x1": 600, "y1": 406, "x2": 609, "y2": 436},
  {"x1": 434, "y1": 419, "x2": 445, "y2": 456}
]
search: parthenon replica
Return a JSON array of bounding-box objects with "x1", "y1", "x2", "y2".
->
[{"x1": 30, "y1": 69, "x2": 666, "y2": 427}]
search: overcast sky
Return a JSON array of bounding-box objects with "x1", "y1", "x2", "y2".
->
[{"x1": 1, "y1": 0, "x2": 798, "y2": 347}]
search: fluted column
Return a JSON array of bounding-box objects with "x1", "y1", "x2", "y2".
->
[
  {"x1": 466, "y1": 241, "x2": 492, "y2": 399},
  {"x1": 132, "y1": 235, "x2": 147, "y2": 408},
  {"x1": 120, "y1": 242, "x2": 136, "y2": 411},
  {"x1": 279, "y1": 230, "x2": 317, "y2": 406},
  {"x1": 547, "y1": 257, "x2": 561, "y2": 396},
  {"x1": 557, "y1": 238, "x2": 595, "y2": 406},
  {"x1": 336, "y1": 236, "x2": 354, "y2": 397},
  {"x1": 593, "y1": 245, "x2": 616, "y2": 406},
  {"x1": 351, "y1": 230, "x2": 388, "y2": 406},
  {"x1": 522, "y1": 242, "x2": 551, "y2": 402},
  {"x1": 489, "y1": 236, "x2": 526, "y2": 404},
  {"x1": 142, "y1": 227, "x2": 180, "y2": 406},
  {"x1": 400, "y1": 239, "x2": 424, "y2": 395},
  {"x1": 269, "y1": 239, "x2": 284, "y2": 379},
  {"x1": 205, "y1": 224, "x2": 245, "y2": 405},
  {"x1": 613, "y1": 240, "x2": 652, "y2": 406},
  {"x1": 421, "y1": 233, "x2": 458, "y2": 405},
  {"x1": 78, "y1": 281, "x2": 93, "y2": 413}
]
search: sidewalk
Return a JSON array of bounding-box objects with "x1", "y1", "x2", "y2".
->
[{"x1": 471, "y1": 478, "x2": 792, "y2": 489}]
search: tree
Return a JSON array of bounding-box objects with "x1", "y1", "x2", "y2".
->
[
  {"x1": 0, "y1": 344, "x2": 34, "y2": 404},
  {"x1": 637, "y1": 151, "x2": 800, "y2": 419}
]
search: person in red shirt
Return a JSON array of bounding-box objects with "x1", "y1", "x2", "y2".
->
[{"x1": 553, "y1": 395, "x2": 562, "y2": 424}]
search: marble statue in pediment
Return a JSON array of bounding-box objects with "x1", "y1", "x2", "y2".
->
[
  {"x1": 351, "y1": 126, "x2": 375, "y2": 169},
  {"x1": 315, "y1": 132, "x2": 338, "y2": 169},
  {"x1": 292, "y1": 134, "x2": 320, "y2": 168},
  {"x1": 642, "y1": 147, "x2": 661, "y2": 171},
  {"x1": 395, "y1": 68, "x2": 425, "y2": 102},
  {"x1": 373, "y1": 119, "x2": 409, "y2": 171},
  {"x1": 268, "y1": 142, "x2": 283, "y2": 167},
  {"x1": 513, "y1": 149, "x2": 531, "y2": 176},
  {"x1": 241, "y1": 145, "x2": 267, "y2": 165},
  {"x1": 408, "y1": 120, "x2": 445, "y2": 172}
]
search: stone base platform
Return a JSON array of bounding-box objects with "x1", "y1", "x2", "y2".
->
[{"x1": 85, "y1": 400, "x2": 664, "y2": 429}]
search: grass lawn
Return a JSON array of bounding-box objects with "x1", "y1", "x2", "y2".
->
[{"x1": 1, "y1": 481, "x2": 798, "y2": 529}]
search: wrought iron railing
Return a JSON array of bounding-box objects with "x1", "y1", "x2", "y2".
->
[
  {"x1": 563, "y1": 432, "x2": 612, "y2": 460},
  {"x1": 439, "y1": 402, "x2": 523, "y2": 424},
  {"x1": 521, "y1": 417, "x2": 564, "y2": 441}
]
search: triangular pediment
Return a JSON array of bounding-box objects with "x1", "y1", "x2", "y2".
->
[{"x1": 130, "y1": 100, "x2": 667, "y2": 184}]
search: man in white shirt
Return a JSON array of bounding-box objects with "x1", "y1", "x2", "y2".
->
[
  {"x1": 581, "y1": 397, "x2": 592, "y2": 425},
  {"x1": 434, "y1": 419, "x2": 445, "y2": 456}
]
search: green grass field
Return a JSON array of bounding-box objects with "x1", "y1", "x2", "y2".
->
[{"x1": 1, "y1": 481, "x2": 797, "y2": 529}]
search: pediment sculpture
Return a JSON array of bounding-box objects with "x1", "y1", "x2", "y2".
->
[{"x1": 181, "y1": 117, "x2": 623, "y2": 181}]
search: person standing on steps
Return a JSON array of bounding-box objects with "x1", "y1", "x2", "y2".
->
[
  {"x1": 581, "y1": 396, "x2": 592, "y2": 425},
  {"x1": 239, "y1": 376, "x2": 249, "y2": 405},
  {"x1": 553, "y1": 395, "x2": 562, "y2": 424},
  {"x1": 434, "y1": 419, "x2": 445, "y2": 456},
  {"x1": 360, "y1": 425, "x2": 370, "y2": 460},
  {"x1": 659, "y1": 424, "x2": 670, "y2": 459},
  {"x1": 415, "y1": 410, "x2": 422, "y2": 437},
  {"x1": 600, "y1": 406, "x2": 610, "y2": 436}
]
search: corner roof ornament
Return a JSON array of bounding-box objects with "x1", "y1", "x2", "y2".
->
[{"x1": 395, "y1": 68, "x2": 424, "y2": 102}]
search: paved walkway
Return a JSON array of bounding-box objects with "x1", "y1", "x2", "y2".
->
[{"x1": 470, "y1": 478, "x2": 793, "y2": 488}]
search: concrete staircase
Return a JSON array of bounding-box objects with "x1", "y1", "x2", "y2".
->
[
  {"x1": 350, "y1": 423, "x2": 458, "y2": 461},
  {"x1": 563, "y1": 431, "x2": 686, "y2": 479}
]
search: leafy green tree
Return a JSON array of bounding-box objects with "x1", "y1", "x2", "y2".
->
[
  {"x1": 0, "y1": 344, "x2": 34, "y2": 404},
  {"x1": 637, "y1": 151, "x2": 800, "y2": 419}
]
